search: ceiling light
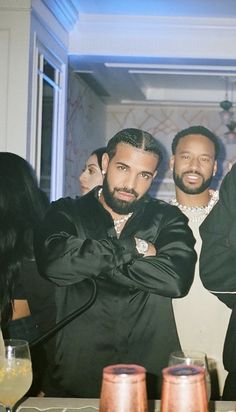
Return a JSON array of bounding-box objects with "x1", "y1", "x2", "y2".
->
[
  {"x1": 219, "y1": 99, "x2": 233, "y2": 125},
  {"x1": 219, "y1": 77, "x2": 236, "y2": 143}
]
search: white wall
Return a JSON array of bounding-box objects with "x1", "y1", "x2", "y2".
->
[{"x1": 0, "y1": 0, "x2": 31, "y2": 156}]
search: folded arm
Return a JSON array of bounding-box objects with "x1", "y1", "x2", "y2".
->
[
  {"x1": 113, "y1": 209, "x2": 197, "y2": 298},
  {"x1": 34, "y1": 199, "x2": 196, "y2": 298}
]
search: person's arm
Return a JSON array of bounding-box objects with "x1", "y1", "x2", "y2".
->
[
  {"x1": 111, "y1": 206, "x2": 197, "y2": 298},
  {"x1": 34, "y1": 198, "x2": 139, "y2": 286},
  {"x1": 200, "y1": 164, "x2": 236, "y2": 308},
  {"x1": 35, "y1": 198, "x2": 196, "y2": 298}
]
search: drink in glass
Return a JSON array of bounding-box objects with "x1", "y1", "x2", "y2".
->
[{"x1": 0, "y1": 340, "x2": 32, "y2": 412}]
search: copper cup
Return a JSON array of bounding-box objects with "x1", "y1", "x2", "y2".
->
[
  {"x1": 161, "y1": 364, "x2": 208, "y2": 412},
  {"x1": 99, "y1": 364, "x2": 148, "y2": 412}
]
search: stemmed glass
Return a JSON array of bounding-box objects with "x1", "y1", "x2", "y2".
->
[
  {"x1": 0, "y1": 339, "x2": 32, "y2": 412},
  {"x1": 168, "y1": 349, "x2": 211, "y2": 400}
]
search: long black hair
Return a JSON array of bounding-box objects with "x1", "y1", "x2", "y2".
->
[
  {"x1": 91, "y1": 147, "x2": 107, "y2": 171},
  {"x1": 0, "y1": 152, "x2": 49, "y2": 323}
]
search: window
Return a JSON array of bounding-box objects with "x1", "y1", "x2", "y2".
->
[{"x1": 30, "y1": 41, "x2": 66, "y2": 201}]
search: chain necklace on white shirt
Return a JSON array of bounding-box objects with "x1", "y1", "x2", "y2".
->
[{"x1": 170, "y1": 190, "x2": 219, "y2": 222}]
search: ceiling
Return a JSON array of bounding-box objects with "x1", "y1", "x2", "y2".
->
[
  {"x1": 49, "y1": 0, "x2": 236, "y2": 106},
  {"x1": 71, "y1": 0, "x2": 236, "y2": 19}
]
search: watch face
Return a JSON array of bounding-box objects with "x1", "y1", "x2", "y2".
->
[{"x1": 137, "y1": 239, "x2": 148, "y2": 254}]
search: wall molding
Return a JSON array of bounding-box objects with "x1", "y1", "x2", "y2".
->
[{"x1": 41, "y1": 0, "x2": 79, "y2": 31}]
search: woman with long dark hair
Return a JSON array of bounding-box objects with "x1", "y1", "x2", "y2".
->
[
  {"x1": 0, "y1": 152, "x2": 54, "y2": 395},
  {"x1": 79, "y1": 147, "x2": 106, "y2": 194}
]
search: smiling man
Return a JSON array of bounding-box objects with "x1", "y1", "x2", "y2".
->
[
  {"x1": 169, "y1": 125, "x2": 231, "y2": 398},
  {"x1": 35, "y1": 128, "x2": 196, "y2": 399}
]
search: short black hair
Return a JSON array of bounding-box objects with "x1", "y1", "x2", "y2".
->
[
  {"x1": 106, "y1": 128, "x2": 163, "y2": 166},
  {"x1": 171, "y1": 125, "x2": 220, "y2": 159},
  {"x1": 91, "y1": 147, "x2": 106, "y2": 171}
]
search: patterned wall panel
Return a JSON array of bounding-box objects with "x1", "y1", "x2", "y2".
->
[{"x1": 66, "y1": 71, "x2": 106, "y2": 197}]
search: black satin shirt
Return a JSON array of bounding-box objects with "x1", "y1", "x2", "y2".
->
[{"x1": 35, "y1": 188, "x2": 197, "y2": 399}]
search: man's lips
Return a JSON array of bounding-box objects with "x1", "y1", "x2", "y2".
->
[
  {"x1": 183, "y1": 173, "x2": 203, "y2": 184},
  {"x1": 115, "y1": 190, "x2": 136, "y2": 201}
]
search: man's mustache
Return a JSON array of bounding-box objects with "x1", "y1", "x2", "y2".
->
[{"x1": 114, "y1": 187, "x2": 138, "y2": 198}]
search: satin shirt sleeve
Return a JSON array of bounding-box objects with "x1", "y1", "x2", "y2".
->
[{"x1": 34, "y1": 197, "x2": 196, "y2": 299}]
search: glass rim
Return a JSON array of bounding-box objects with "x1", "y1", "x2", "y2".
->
[
  {"x1": 163, "y1": 364, "x2": 206, "y2": 383},
  {"x1": 103, "y1": 364, "x2": 146, "y2": 375},
  {"x1": 170, "y1": 349, "x2": 207, "y2": 358},
  {"x1": 3, "y1": 339, "x2": 30, "y2": 348}
]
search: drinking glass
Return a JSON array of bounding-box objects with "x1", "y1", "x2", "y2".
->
[
  {"x1": 168, "y1": 350, "x2": 211, "y2": 400},
  {"x1": 161, "y1": 364, "x2": 208, "y2": 412},
  {"x1": 99, "y1": 364, "x2": 148, "y2": 412},
  {"x1": 0, "y1": 339, "x2": 32, "y2": 412}
]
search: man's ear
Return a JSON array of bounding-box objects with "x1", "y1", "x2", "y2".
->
[
  {"x1": 101, "y1": 153, "x2": 109, "y2": 174},
  {"x1": 169, "y1": 155, "x2": 175, "y2": 172}
]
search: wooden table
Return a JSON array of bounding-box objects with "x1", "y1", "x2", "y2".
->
[{"x1": 13, "y1": 397, "x2": 236, "y2": 412}]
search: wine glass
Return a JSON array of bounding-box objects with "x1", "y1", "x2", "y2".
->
[
  {"x1": 168, "y1": 349, "x2": 211, "y2": 400},
  {"x1": 0, "y1": 339, "x2": 32, "y2": 412}
]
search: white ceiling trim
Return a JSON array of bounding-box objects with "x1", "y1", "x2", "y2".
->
[
  {"x1": 129, "y1": 70, "x2": 236, "y2": 76},
  {"x1": 119, "y1": 100, "x2": 222, "y2": 107},
  {"x1": 76, "y1": 14, "x2": 236, "y2": 27},
  {"x1": 103, "y1": 63, "x2": 236, "y2": 72},
  {"x1": 70, "y1": 15, "x2": 236, "y2": 60}
]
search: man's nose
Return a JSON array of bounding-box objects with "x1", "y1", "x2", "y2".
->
[
  {"x1": 124, "y1": 173, "x2": 138, "y2": 189},
  {"x1": 189, "y1": 157, "x2": 200, "y2": 170}
]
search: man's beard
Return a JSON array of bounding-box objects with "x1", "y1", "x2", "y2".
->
[
  {"x1": 102, "y1": 175, "x2": 144, "y2": 214},
  {"x1": 173, "y1": 169, "x2": 213, "y2": 195}
]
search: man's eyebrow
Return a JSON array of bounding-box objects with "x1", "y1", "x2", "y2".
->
[
  {"x1": 178, "y1": 150, "x2": 191, "y2": 154},
  {"x1": 178, "y1": 150, "x2": 213, "y2": 158},
  {"x1": 116, "y1": 161, "x2": 155, "y2": 176},
  {"x1": 179, "y1": 150, "x2": 214, "y2": 159},
  {"x1": 115, "y1": 161, "x2": 129, "y2": 167}
]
